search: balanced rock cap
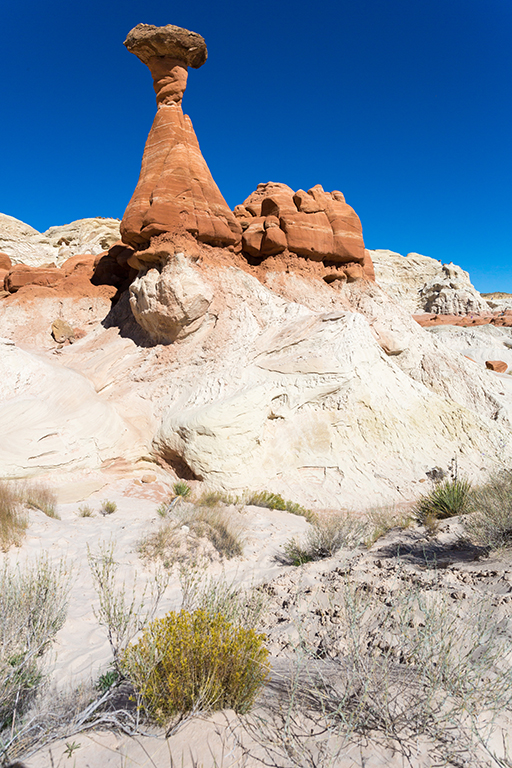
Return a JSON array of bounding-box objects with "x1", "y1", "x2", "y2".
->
[{"x1": 124, "y1": 23, "x2": 208, "y2": 68}]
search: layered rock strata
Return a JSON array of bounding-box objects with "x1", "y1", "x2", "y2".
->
[
  {"x1": 235, "y1": 182, "x2": 371, "y2": 280},
  {"x1": 120, "y1": 24, "x2": 241, "y2": 250}
]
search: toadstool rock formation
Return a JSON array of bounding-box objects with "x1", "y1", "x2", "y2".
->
[{"x1": 120, "y1": 23, "x2": 242, "y2": 251}]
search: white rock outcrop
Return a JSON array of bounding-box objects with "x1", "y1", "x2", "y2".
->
[
  {"x1": 0, "y1": 338, "x2": 147, "y2": 478},
  {"x1": 482, "y1": 292, "x2": 512, "y2": 313},
  {"x1": 130, "y1": 254, "x2": 214, "y2": 342},
  {"x1": 2, "y1": 222, "x2": 512, "y2": 507},
  {"x1": 370, "y1": 249, "x2": 489, "y2": 315},
  {"x1": 0, "y1": 213, "x2": 121, "y2": 267}
]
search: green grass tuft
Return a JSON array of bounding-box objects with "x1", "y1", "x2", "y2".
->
[
  {"x1": 100, "y1": 499, "x2": 117, "y2": 516},
  {"x1": 414, "y1": 478, "x2": 473, "y2": 529},
  {"x1": 173, "y1": 481, "x2": 191, "y2": 499}
]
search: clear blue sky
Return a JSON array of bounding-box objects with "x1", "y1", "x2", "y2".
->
[{"x1": 1, "y1": 0, "x2": 510, "y2": 292}]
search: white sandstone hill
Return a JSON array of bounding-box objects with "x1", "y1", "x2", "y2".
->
[
  {"x1": 1, "y1": 215, "x2": 512, "y2": 508},
  {"x1": 369, "y1": 248, "x2": 490, "y2": 315},
  {"x1": 0, "y1": 212, "x2": 121, "y2": 267}
]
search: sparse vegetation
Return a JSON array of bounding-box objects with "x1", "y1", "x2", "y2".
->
[
  {"x1": 413, "y1": 477, "x2": 473, "y2": 529},
  {"x1": 197, "y1": 490, "x2": 240, "y2": 507},
  {"x1": 77, "y1": 504, "x2": 93, "y2": 518},
  {"x1": 246, "y1": 490, "x2": 315, "y2": 522},
  {"x1": 179, "y1": 567, "x2": 266, "y2": 631},
  {"x1": 0, "y1": 556, "x2": 71, "y2": 734},
  {"x1": 23, "y1": 482, "x2": 59, "y2": 519},
  {"x1": 365, "y1": 505, "x2": 412, "y2": 546},
  {"x1": 122, "y1": 608, "x2": 269, "y2": 723},
  {"x1": 140, "y1": 503, "x2": 244, "y2": 566},
  {"x1": 465, "y1": 470, "x2": 512, "y2": 550},
  {"x1": 0, "y1": 481, "x2": 27, "y2": 551},
  {"x1": 173, "y1": 481, "x2": 191, "y2": 499},
  {"x1": 87, "y1": 542, "x2": 169, "y2": 665},
  {"x1": 243, "y1": 574, "x2": 512, "y2": 767},
  {"x1": 282, "y1": 511, "x2": 368, "y2": 565},
  {"x1": 100, "y1": 499, "x2": 117, "y2": 516}
]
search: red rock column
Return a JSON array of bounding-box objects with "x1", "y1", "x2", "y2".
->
[{"x1": 120, "y1": 24, "x2": 241, "y2": 250}]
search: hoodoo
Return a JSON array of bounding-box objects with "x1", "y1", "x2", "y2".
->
[{"x1": 120, "y1": 23, "x2": 242, "y2": 251}]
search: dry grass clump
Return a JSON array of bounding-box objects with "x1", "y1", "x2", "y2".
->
[
  {"x1": 465, "y1": 470, "x2": 512, "y2": 550},
  {"x1": 282, "y1": 511, "x2": 367, "y2": 565},
  {"x1": 196, "y1": 489, "x2": 240, "y2": 507},
  {"x1": 77, "y1": 504, "x2": 93, "y2": 518},
  {"x1": 365, "y1": 505, "x2": 413, "y2": 546},
  {"x1": 0, "y1": 556, "x2": 71, "y2": 741},
  {"x1": 23, "y1": 482, "x2": 59, "y2": 519},
  {"x1": 100, "y1": 499, "x2": 117, "y2": 516},
  {"x1": 0, "y1": 481, "x2": 27, "y2": 551},
  {"x1": 122, "y1": 609, "x2": 269, "y2": 723},
  {"x1": 0, "y1": 480, "x2": 61, "y2": 550},
  {"x1": 413, "y1": 477, "x2": 473, "y2": 530},
  {"x1": 140, "y1": 503, "x2": 244, "y2": 566}
]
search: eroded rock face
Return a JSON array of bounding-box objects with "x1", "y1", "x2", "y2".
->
[
  {"x1": 129, "y1": 253, "x2": 213, "y2": 342},
  {"x1": 370, "y1": 249, "x2": 489, "y2": 315},
  {"x1": 236, "y1": 182, "x2": 369, "y2": 276},
  {"x1": 0, "y1": 214, "x2": 121, "y2": 268},
  {"x1": 0, "y1": 338, "x2": 144, "y2": 477},
  {"x1": 120, "y1": 24, "x2": 241, "y2": 250}
]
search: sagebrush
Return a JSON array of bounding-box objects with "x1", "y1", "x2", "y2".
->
[
  {"x1": 0, "y1": 556, "x2": 71, "y2": 737},
  {"x1": 283, "y1": 511, "x2": 367, "y2": 565}
]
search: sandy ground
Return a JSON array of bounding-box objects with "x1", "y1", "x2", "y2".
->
[
  {"x1": 2, "y1": 473, "x2": 311, "y2": 690},
  {"x1": 3, "y1": 475, "x2": 512, "y2": 768}
]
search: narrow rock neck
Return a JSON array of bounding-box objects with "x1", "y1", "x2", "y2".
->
[{"x1": 147, "y1": 56, "x2": 188, "y2": 106}]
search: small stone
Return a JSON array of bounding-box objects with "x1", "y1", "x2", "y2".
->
[
  {"x1": 140, "y1": 473, "x2": 157, "y2": 483},
  {"x1": 51, "y1": 319, "x2": 75, "y2": 343},
  {"x1": 485, "y1": 360, "x2": 507, "y2": 373}
]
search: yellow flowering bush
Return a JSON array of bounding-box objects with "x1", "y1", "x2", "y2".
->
[{"x1": 122, "y1": 609, "x2": 269, "y2": 723}]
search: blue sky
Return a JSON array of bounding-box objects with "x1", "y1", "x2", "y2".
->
[{"x1": 1, "y1": 0, "x2": 510, "y2": 292}]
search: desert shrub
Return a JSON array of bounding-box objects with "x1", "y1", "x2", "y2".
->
[
  {"x1": 173, "y1": 481, "x2": 191, "y2": 499},
  {"x1": 0, "y1": 482, "x2": 27, "y2": 551},
  {"x1": 184, "y1": 506, "x2": 243, "y2": 558},
  {"x1": 465, "y1": 470, "x2": 512, "y2": 549},
  {"x1": 247, "y1": 491, "x2": 315, "y2": 522},
  {"x1": 88, "y1": 542, "x2": 169, "y2": 665},
  {"x1": 140, "y1": 505, "x2": 244, "y2": 566},
  {"x1": 0, "y1": 556, "x2": 71, "y2": 733},
  {"x1": 179, "y1": 567, "x2": 266, "y2": 631},
  {"x1": 413, "y1": 477, "x2": 473, "y2": 528},
  {"x1": 122, "y1": 609, "x2": 269, "y2": 722},
  {"x1": 77, "y1": 504, "x2": 93, "y2": 517},
  {"x1": 100, "y1": 499, "x2": 117, "y2": 515},
  {"x1": 244, "y1": 576, "x2": 512, "y2": 767},
  {"x1": 23, "y1": 482, "x2": 59, "y2": 519},
  {"x1": 282, "y1": 511, "x2": 367, "y2": 565}
]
